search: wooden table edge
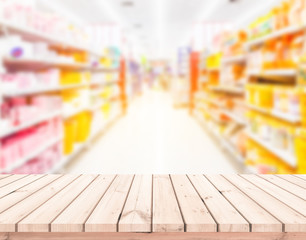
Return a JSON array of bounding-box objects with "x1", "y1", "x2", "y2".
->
[{"x1": 1, "y1": 232, "x2": 306, "y2": 240}]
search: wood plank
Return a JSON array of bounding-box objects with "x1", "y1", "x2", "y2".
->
[
  {"x1": 241, "y1": 175, "x2": 306, "y2": 216},
  {"x1": 277, "y1": 175, "x2": 306, "y2": 189},
  {"x1": 0, "y1": 175, "x2": 28, "y2": 188},
  {"x1": 0, "y1": 175, "x2": 78, "y2": 232},
  {"x1": 295, "y1": 175, "x2": 306, "y2": 181},
  {"x1": 152, "y1": 175, "x2": 184, "y2": 233},
  {"x1": 0, "y1": 175, "x2": 11, "y2": 181},
  {"x1": 118, "y1": 175, "x2": 152, "y2": 233},
  {"x1": 18, "y1": 175, "x2": 98, "y2": 232},
  {"x1": 85, "y1": 175, "x2": 134, "y2": 232},
  {"x1": 188, "y1": 175, "x2": 249, "y2": 232},
  {"x1": 51, "y1": 175, "x2": 116, "y2": 232},
  {"x1": 0, "y1": 175, "x2": 60, "y2": 214},
  {"x1": 170, "y1": 175, "x2": 216, "y2": 232},
  {"x1": 205, "y1": 175, "x2": 282, "y2": 232},
  {"x1": 3, "y1": 232, "x2": 306, "y2": 240},
  {"x1": 0, "y1": 175, "x2": 45, "y2": 199},
  {"x1": 224, "y1": 174, "x2": 306, "y2": 232},
  {"x1": 259, "y1": 175, "x2": 306, "y2": 200}
]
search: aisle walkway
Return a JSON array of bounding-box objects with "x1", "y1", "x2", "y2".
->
[{"x1": 66, "y1": 91, "x2": 238, "y2": 174}]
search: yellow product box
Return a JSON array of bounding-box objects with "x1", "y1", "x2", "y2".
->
[
  {"x1": 60, "y1": 71, "x2": 82, "y2": 85},
  {"x1": 246, "y1": 84, "x2": 257, "y2": 105},
  {"x1": 254, "y1": 85, "x2": 274, "y2": 109},
  {"x1": 63, "y1": 119, "x2": 77, "y2": 155},
  {"x1": 75, "y1": 112, "x2": 91, "y2": 143},
  {"x1": 294, "y1": 128, "x2": 306, "y2": 173}
]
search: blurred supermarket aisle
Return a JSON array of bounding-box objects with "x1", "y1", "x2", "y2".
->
[{"x1": 66, "y1": 90, "x2": 238, "y2": 174}]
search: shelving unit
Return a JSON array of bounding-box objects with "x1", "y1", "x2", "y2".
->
[
  {"x1": 0, "y1": 15, "x2": 124, "y2": 173},
  {"x1": 245, "y1": 24, "x2": 306, "y2": 49},
  {"x1": 0, "y1": 19, "x2": 101, "y2": 56},
  {"x1": 0, "y1": 135, "x2": 63, "y2": 174},
  {"x1": 222, "y1": 55, "x2": 246, "y2": 64},
  {"x1": 192, "y1": 1, "x2": 306, "y2": 174},
  {"x1": 0, "y1": 110, "x2": 62, "y2": 138},
  {"x1": 246, "y1": 131, "x2": 296, "y2": 167}
]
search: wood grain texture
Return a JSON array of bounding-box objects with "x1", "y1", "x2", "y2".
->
[
  {"x1": 171, "y1": 175, "x2": 216, "y2": 232},
  {"x1": 188, "y1": 175, "x2": 249, "y2": 232},
  {"x1": 1, "y1": 232, "x2": 306, "y2": 240},
  {"x1": 241, "y1": 175, "x2": 306, "y2": 216},
  {"x1": 224, "y1": 174, "x2": 306, "y2": 232},
  {"x1": 18, "y1": 175, "x2": 98, "y2": 232},
  {"x1": 259, "y1": 175, "x2": 306, "y2": 200},
  {"x1": 85, "y1": 175, "x2": 134, "y2": 232},
  {"x1": 205, "y1": 175, "x2": 282, "y2": 232},
  {"x1": 277, "y1": 175, "x2": 306, "y2": 189},
  {"x1": 0, "y1": 175, "x2": 45, "y2": 199},
  {"x1": 295, "y1": 175, "x2": 306, "y2": 181},
  {"x1": 0, "y1": 174, "x2": 305, "y2": 235},
  {"x1": 0, "y1": 175, "x2": 60, "y2": 215},
  {"x1": 0, "y1": 175, "x2": 78, "y2": 232},
  {"x1": 118, "y1": 175, "x2": 152, "y2": 233},
  {"x1": 51, "y1": 175, "x2": 116, "y2": 232},
  {"x1": 152, "y1": 175, "x2": 184, "y2": 232},
  {"x1": 0, "y1": 175, "x2": 28, "y2": 188}
]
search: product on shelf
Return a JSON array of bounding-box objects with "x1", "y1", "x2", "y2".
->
[
  {"x1": 0, "y1": 94, "x2": 62, "y2": 129},
  {"x1": 246, "y1": 139, "x2": 295, "y2": 174},
  {"x1": 0, "y1": 117, "x2": 62, "y2": 171}
]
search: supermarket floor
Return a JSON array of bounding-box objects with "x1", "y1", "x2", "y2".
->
[{"x1": 65, "y1": 90, "x2": 242, "y2": 174}]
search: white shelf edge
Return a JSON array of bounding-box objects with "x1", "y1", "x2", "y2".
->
[
  {"x1": 4, "y1": 83, "x2": 90, "y2": 96},
  {"x1": 63, "y1": 106, "x2": 90, "y2": 119},
  {"x1": 245, "y1": 25, "x2": 306, "y2": 48},
  {"x1": 223, "y1": 111, "x2": 247, "y2": 125},
  {"x1": 194, "y1": 110, "x2": 244, "y2": 164},
  {"x1": 0, "y1": 19, "x2": 102, "y2": 57},
  {"x1": 247, "y1": 104, "x2": 301, "y2": 123},
  {"x1": 222, "y1": 55, "x2": 246, "y2": 64},
  {"x1": 247, "y1": 69, "x2": 297, "y2": 77},
  {"x1": 247, "y1": 131, "x2": 296, "y2": 167},
  {"x1": 0, "y1": 110, "x2": 62, "y2": 138},
  {"x1": 0, "y1": 135, "x2": 63, "y2": 173}
]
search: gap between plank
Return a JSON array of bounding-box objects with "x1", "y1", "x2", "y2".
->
[{"x1": 186, "y1": 175, "x2": 219, "y2": 232}]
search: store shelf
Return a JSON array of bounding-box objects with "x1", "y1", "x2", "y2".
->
[
  {"x1": 246, "y1": 104, "x2": 301, "y2": 123},
  {"x1": 63, "y1": 106, "x2": 89, "y2": 119},
  {"x1": 50, "y1": 143, "x2": 86, "y2": 174},
  {"x1": 247, "y1": 69, "x2": 297, "y2": 77},
  {"x1": 222, "y1": 55, "x2": 246, "y2": 64},
  {"x1": 91, "y1": 80, "x2": 119, "y2": 86},
  {"x1": 0, "y1": 19, "x2": 101, "y2": 56},
  {"x1": 195, "y1": 110, "x2": 244, "y2": 164},
  {"x1": 0, "y1": 135, "x2": 63, "y2": 174},
  {"x1": 246, "y1": 131, "x2": 296, "y2": 167},
  {"x1": 0, "y1": 110, "x2": 62, "y2": 138},
  {"x1": 245, "y1": 24, "x2": 306, "y2": 48},
  {"x1": 3, "y1": 58, "x2": 91, "y2": 70},
  {"x1": 221, "y1": 137, "x2": 245, "y2": 163},
  {"x1": 210, "y1": 85, "x2": 244, "y2": 95},
  {"x1": 223, "y1": 111, "x2": 247, "y2": 125},
  {"x1": 4, "y1": 83, "x2": 89, "y2": 97}
]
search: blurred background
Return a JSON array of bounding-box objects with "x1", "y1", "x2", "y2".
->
[{"x1": 0, "y1": 0, "x2": 305, "y2": 174}]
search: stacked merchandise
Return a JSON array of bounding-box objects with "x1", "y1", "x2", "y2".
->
[
  {"x1": 0, "y1": 1, "x2": 124, "y2": 174},
  {"x1": 194, "y1": 0, "x2": 306, "y2": 174},
  {"x1": 194, "y1": 32, "x2": 248, "y2": 165}
]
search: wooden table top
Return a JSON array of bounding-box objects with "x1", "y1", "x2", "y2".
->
[{"x1": 0, "y1": 174, "x2": 305, "y2": 233}]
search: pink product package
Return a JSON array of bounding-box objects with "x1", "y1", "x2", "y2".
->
[
  {"x1": 0, "y1": 119, "x2": 61, "y2": 170},
  {"x1": 11, "y1": 143, "x2": 62, "y2": 174}
]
